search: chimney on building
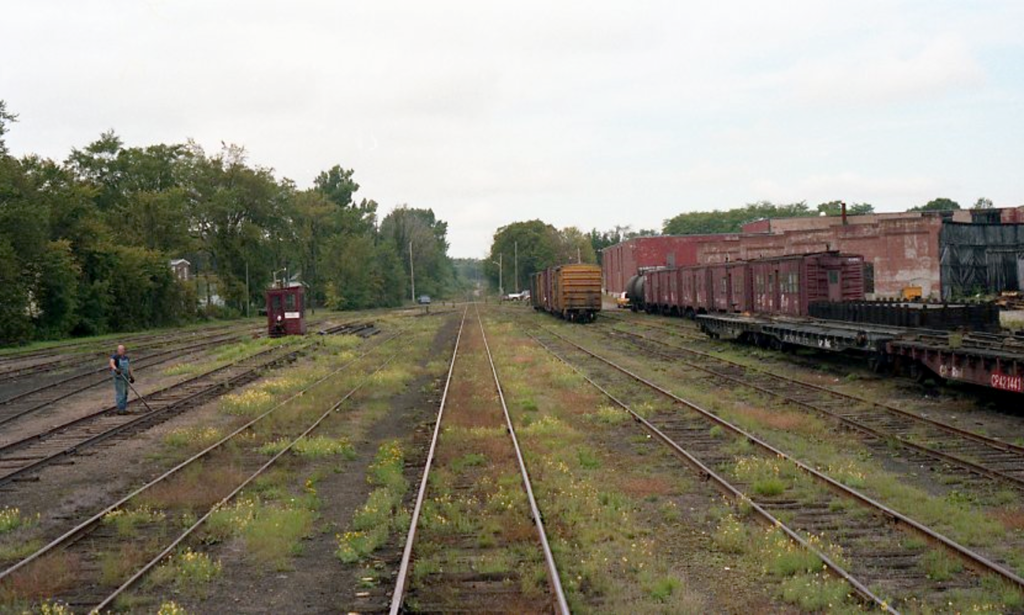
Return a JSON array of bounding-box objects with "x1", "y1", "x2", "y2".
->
[{"x1": 841, "y1": 201, "x2": 848, "y2": 226}]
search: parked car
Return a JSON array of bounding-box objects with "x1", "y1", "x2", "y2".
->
[{"x1": 417, "y1": 295, "x2": 431, "y2": 305}]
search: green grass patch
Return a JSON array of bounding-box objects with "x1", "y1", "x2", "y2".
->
[
  {"x1": 244, "y1": 506, "x2": 316, "y2": 569},
  {"x1": 0, "y1": 507, "x2": 35, "y2": 534},
  {"x1": 257, "y1": 435, "x2": 356, "y2": 459},
  {"x1": 102, "y1": 505, "x2": 166, "y2": 537},
  {"x1": 148, "y1": 548, "x2": 221, "y2": 595},
  {"x1": 163, "y1": 426, "x2": 222, "y2": 450},
  {"x1": 201, "y1": 493, "x2": 316, "y2": 570},
  {"x1": 921, "y1": 549, "x2": 964, "y2": 581},
  {"x1": 576, "y1": 447, "x2": 601, "y2": 470},
  {"x1": 449, "y1": 452, "x2": 487, "y2": 472},
  {"x1": 585, "y1": 404, "x2": 629, "y2": 425},
  {"x1": 335, "y1": 441, "x2": 409, "y2": 563}
]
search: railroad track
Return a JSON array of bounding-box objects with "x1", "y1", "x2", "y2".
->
[
  {"x1": 599, "y1": 310, "x2": 707, "y2": 341},
  {"x1": 0, "y1": 326, "x2": 400, "y2": 612},
  {"x1": 0, "y1": 321, "x2": 376, "y2": 489},
  {"x1": 0, "y1": 328, "x2": 255, "y2": 428},
  {"x1": 596, "y1": 321, "x2": 1024, "y2": 492},
  {"x1": 522, "y1": 320, "x2": 1024, "y2": 613},
  {"x1": 390, "y1": 306, "x2": 569, "y2": 614},
  {"x1": 0, "y1": 322, "x2": 250, "y2": 380}
]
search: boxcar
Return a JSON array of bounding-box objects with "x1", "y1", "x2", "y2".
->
[
  {"x1": 635, "y1": 251, "x2": 864, "y2": 318},
  {"x1": 644, "y1": 268, "x2": 674, "y2": 315},
  {"x1": 531, "y1": 264, "x2": 602, "y2": 322},
  {"x1": 750, "y1": 252, "x2": 864, "y2": 316}
]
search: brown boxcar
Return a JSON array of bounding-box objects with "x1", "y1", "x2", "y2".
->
[
  {"x1": 532, "y1": 264, "x2": 602, "y2": 322},
  {"x1": 644, "y1": 268, "x2": 675, "y2": 315},
  {"x1": 637, "y1": 251, "x2": 863, "y2": 318},
  {"x1": 750, "y1": 252, "x2": 864, "y2": 316}
]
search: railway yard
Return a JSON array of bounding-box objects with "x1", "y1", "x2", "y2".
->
[{"x1": 0, "y1": 304, "x2": 1023, "y2": 614}]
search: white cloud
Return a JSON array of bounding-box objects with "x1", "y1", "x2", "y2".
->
[
  {"x1": 2, "y1": 1, "x2": 1022, "y2": 256},
  {"x1": 757, "y1": 35, "x2": 985, "y2": 105}
]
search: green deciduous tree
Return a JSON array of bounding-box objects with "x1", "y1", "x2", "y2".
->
[
  {"x1": 662, "y1": 201, "x2": 812, "y2": 235},
  {"x1": 379, "y1": 206, "x2": 454, "y2": 300},
  {"x1": 815, "y1": 201, "x2": 875, "y2": 216},
  {"x1": 910, "y1": 197, "x2": 961, "y2": 212},
  {"x1": 0, "y1": 100, "x2": 459, "y2": 346}
]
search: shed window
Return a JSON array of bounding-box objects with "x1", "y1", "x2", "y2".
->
[
  {"x1": 285, "y1": 293, "x2": 296, "y2": 310},
  {"x1": 828, "y1": 270, "x2": 839, "y2": 285}
]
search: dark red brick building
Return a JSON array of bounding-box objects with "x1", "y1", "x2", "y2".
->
[{"x1": 602, "y1": 207, "x2": 1024, "y2": 299}]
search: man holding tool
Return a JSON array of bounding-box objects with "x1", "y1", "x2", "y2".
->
[{"x1": 108, "y1": 344, "x2": 135, "y2": 414}]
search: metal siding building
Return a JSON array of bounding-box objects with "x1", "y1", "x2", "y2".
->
[{"x1": 940, "y1": 223, "x2": 1024, "y2": 300}]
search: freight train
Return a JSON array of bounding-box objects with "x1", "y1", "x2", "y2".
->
[
  {"x1": 531, "y1": 264, "x2": 602, "y2": 322},
  {"x1": 627, "y1": 251, "x2": 865, "y2": 317},
  {"x1": 624, "y1": 252, "x2": 1024, "y2": 395}
]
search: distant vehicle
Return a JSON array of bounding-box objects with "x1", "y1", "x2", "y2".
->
[
  {"x1": 616, "y1": 292, "x2": 630, "y2": 309},
  {"x1": 504, "y1": 291, "x2": 529, "y2": 301},
  {"x1": 417, "y1": 295, "x2": 432, "y2": 305}
]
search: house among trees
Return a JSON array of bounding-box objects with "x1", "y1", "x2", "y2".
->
[{"x1": 169, "y1": 259, "x2": 191, "y2": 281}]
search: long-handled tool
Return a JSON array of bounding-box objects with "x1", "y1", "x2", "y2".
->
[{"x1": 117, "y1": 371, "x2": 156, "y2": 414}]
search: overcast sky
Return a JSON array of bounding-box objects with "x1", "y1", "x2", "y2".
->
[{"x1": 3, "y1": 1, "x2": 1023, "y2": 257}]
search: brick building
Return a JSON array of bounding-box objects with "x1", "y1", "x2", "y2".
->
[{"x1": 602, "y1": 207, "x2": 1024, "y2": 299}]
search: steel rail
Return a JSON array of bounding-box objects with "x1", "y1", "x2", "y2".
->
[
  {"x1": 0, "y1": 325, "x2": 363, "y2": 457},
  {"x1": 389, "y1": 306, "x2": 468, "y2": 615},
  {"x1": 0, "y1": 330, "x2": 250, "y2": 427},
  {"x1": 0, "y1": 322, "x2": 251, "y2": 381},
  {"x1": 520, "y1": 325, "x2": 896, "y2": 614},
  {"x1": 602, "y1": 327, "x2": 1024, "y2": 490},
  {"x1": 614, "y1": 316, "x2": 1024, "y2": 456},
  {"x1": 90, "y1": 344, "x2": 403, "y2": 612},
  {"x1": 0, "y1": 323, "x2": 369, "y2": 486},
  {"x1": 476, "y1": 306, "x2": 570, "y2": 615},
  {"x1": 534, "y1": 322, "x2": 1024, "y2": 594},
  {"x1": 0, "y1": 328, "x2": 400, "y2": 585}
]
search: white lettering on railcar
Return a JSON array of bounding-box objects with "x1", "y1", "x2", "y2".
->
[{"x1": 990, "y1": 373, "x2": 1023, "y2": 393}]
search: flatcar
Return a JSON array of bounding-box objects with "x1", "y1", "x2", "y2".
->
[{"x1": 531, "y1": 264, "x2": 602, "y2": 322}]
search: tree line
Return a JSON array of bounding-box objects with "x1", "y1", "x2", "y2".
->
[
  {"x1": 661, "y1": 197, "x2": 997, "y2": 236},
  {"x1": 0, "y1": 101, "x2": 455, "y2": 345},
  {"x1": 486, "y1": 220, "x2": 597, "y2": 293}
]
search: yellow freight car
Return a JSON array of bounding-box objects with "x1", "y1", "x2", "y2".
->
[{"x1": 531, "y1": 263, "x2": 602, "y2": 322}]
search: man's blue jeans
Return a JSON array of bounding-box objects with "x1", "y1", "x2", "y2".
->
[{"x1": 114, "y1": 374, "x2": 128, "y2": 411}]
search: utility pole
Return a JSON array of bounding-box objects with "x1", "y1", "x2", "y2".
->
[
  {"x1": 409, "y1": 239, "x2": 416, "y2": 303},
  {"x1": 514, "y1": 241, "x2": 518, "y2": 292},
  {"x1": 491, "y1": 254, "x2": 503, "y2": 297},
  {"x1": 245, "y1": 261, "x2": 250, "y2": 318}
]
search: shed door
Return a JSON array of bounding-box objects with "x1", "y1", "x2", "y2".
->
[
  {"x1": 1018, "y1": 254, "x2": 1024, "y2": 291},
  {"x1": 827, "y1": 269, "x2": 842, "y2": 302}
]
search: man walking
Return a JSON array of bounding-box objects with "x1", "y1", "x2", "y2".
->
[{"x1": 109, "y1": 344, "x2": 135, "y2": 414}]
